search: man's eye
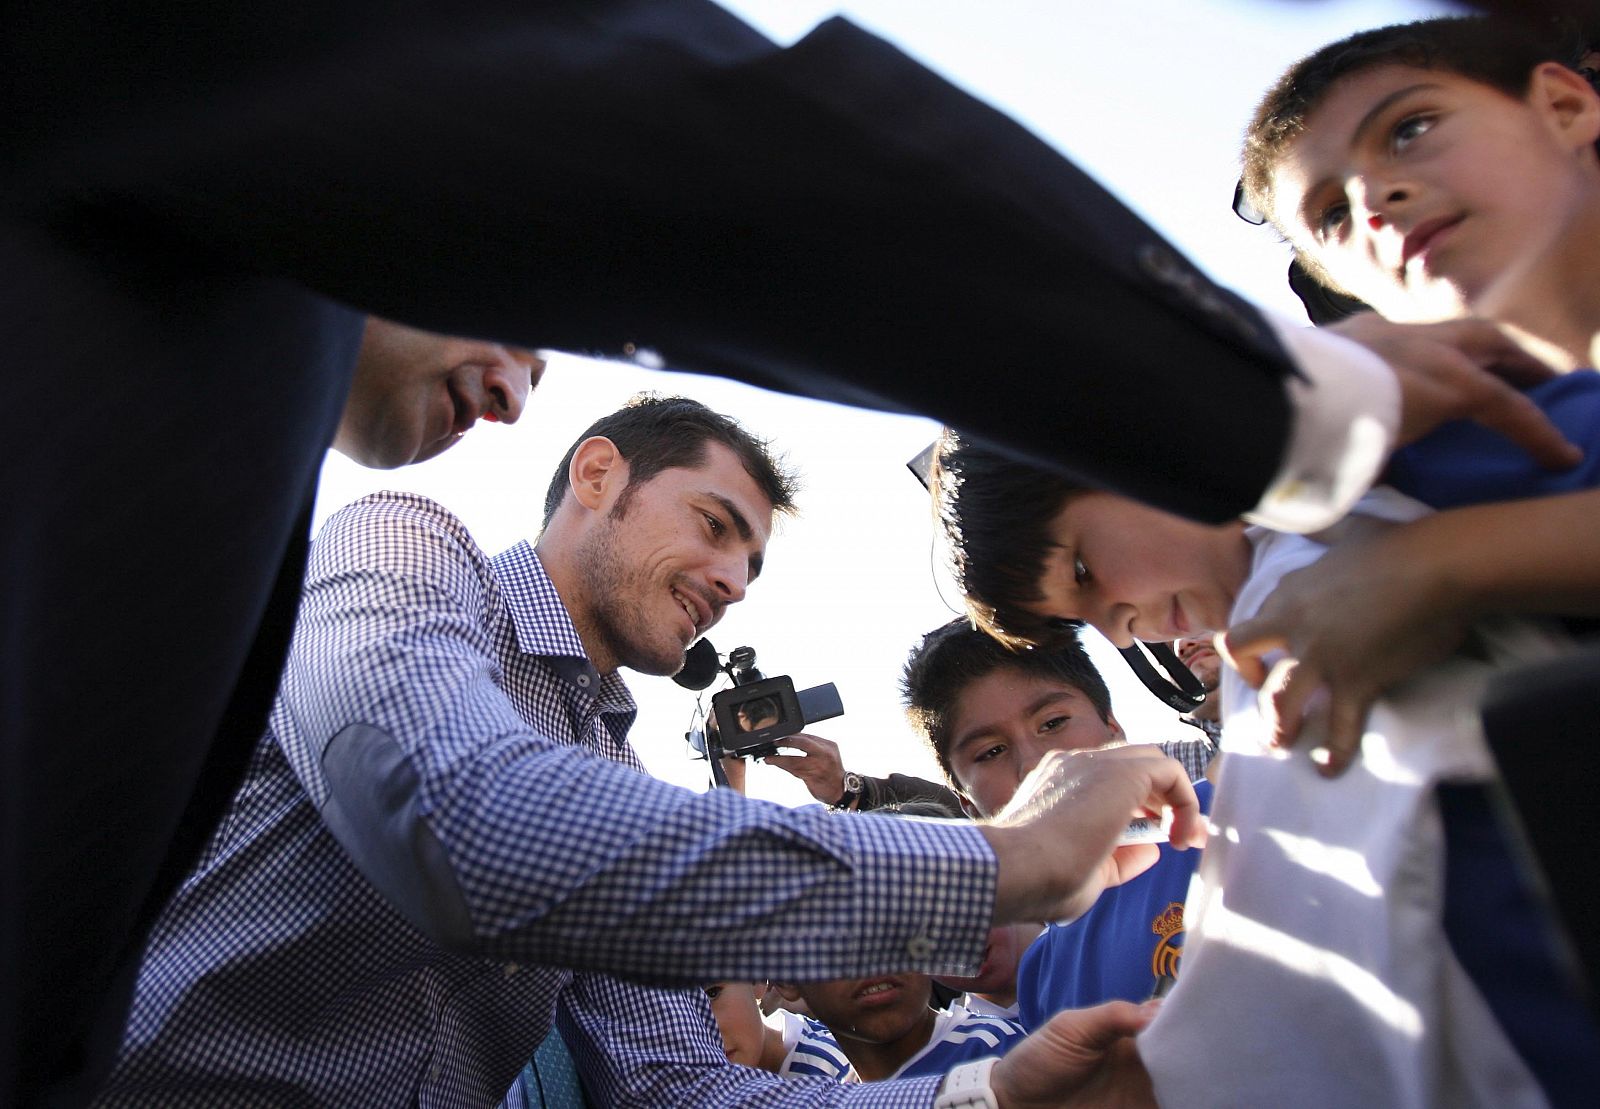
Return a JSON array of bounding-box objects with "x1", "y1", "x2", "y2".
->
[
  {"x1": 704, "y1": 513, "x2": 726, "y2": 536},
  {"x1": 1073, "y1": 556, "x2": 1091, "y2": 585},
  {"x1": 1391, "y1": 112, "x2": 1435, "y2": 152}
]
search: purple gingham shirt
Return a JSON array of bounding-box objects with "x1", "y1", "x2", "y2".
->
[{"x1": 96, "y1": 492, "x2": 996, "y2": 1106}]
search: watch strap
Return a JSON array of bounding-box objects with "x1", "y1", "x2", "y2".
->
[
  {"x1": 933, "y1": 1056, "x2": 1001, "y2": 1109},
  {"x1": 831, "y1": 770, "x2": 864, "y2": 810}
]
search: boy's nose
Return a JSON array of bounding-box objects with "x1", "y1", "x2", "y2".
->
[{"x1": 1367, "y1": 213, "x2": 1384, "y2": 231}]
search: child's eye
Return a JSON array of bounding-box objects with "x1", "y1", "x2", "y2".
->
[
  {"x1": 1391, "y1": 112, "x2": 1436, "y2": 152},
  {"x1": 1315, "y1": 200, "x2": 1350, "y2": 240},
  {"x1": 1039, "y1": 715, "x2": 1069, "y2": 734},
  {"x1": 704, "y1": 985, "x2": 724, "y2": 1000},
  {"x1": 973, "y1": 742, "x2": 1007, "y2": 764},
  {"x1": 1073, "y1": 556, "x2": 1091, "y2": 585}
]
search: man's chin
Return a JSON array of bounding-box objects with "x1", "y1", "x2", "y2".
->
[{"x1": 621, "y1": 645, "x2": 688, "y2": 678}]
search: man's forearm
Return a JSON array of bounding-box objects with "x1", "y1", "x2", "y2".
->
[{"x1": 287, "y1": 495, "x2": 997, "y2": 985}]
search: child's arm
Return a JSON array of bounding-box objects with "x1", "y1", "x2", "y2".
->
[{"x1": 1222, "y1": 487, "x2": 1600, "y2": 774}]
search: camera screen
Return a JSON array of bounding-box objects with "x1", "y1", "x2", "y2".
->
[{"x1": 734, "y1": 696, "x2": 781, "y2": 733}]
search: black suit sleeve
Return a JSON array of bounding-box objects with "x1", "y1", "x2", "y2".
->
[{"x1": 8, "y1": 0, "x2": 1293, "y2": 521}]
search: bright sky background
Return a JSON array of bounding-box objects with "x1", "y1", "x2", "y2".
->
[{"x1": 313, "y1": 0, "x2": 1458, "y2": 804}]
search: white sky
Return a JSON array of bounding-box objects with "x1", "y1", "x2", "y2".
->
[{"x1": 313, "y1": 0, "x2": 1458, "y2": 803}]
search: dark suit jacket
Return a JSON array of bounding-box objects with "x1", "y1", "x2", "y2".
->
[{"x1": 1, "y1": 2, "x2": 1298, "y2": 1101}]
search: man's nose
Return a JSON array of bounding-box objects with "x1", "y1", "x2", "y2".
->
[
  {"x1": 481, "y1": 349, "x2": 542, "y2": 425},
  {"x1": 707, "y1": 556, "x2": 749, "y2": 610}
]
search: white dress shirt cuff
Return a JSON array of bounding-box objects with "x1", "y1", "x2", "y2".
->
[{"x1": 1246, "y1": 311, "x2": 1400, "y2": 534}]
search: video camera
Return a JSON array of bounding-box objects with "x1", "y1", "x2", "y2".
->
[{"x1": 676, "y1": 639, "x2": 844, "y2": 761}]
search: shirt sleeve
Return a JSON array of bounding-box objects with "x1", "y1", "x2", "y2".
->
[
  {"x1": 858, "y1": 774, "x2": 966, "y2": 818},
  {"x1": 1247, "y1": 312, "x2": 1401, "y2": 533},
  {"x1": 273, "y1": 493, "x2": 995, "y2": 988},
  {"x1": 559, "y1": 975, "x2": 939, "y2": 1106}
]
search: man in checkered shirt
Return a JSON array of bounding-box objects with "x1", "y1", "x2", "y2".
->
[{"x1": 96, "y1": 395, "x2": 1196, "y2": 1107}]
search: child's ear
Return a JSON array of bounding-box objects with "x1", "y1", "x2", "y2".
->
[
  {"x1": 957, "y1": 792, "x2": 983, "y2": 821},
  {"x1": 1529, "y1": 61, "x2": 1600, "y2": 154},
  {"x1": 772, "y1": 982, "x2": 804, "y2": 1003}
]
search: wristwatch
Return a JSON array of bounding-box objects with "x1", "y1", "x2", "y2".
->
[
  {"x1": 831, "y1": 770, "x2": 865, "y2": 810},
  {"x1": 934, "y1": 1056, "x2": 1000, "y2": 1109}
]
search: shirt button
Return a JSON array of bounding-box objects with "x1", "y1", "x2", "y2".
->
[
  {"x1": 906, "y1": 934, "x2": 936, "y2": 960},
  {"x1": 576, "y1": 674, "x2": 591, "y2": 688},
  {"x1": 504, "y1": 963, "x2": 522, "y2": 978}
]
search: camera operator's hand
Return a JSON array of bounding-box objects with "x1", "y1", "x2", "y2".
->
[
  {"x1": 990, "y1": 1000, "x2": 1159, "y2": 1109},
  {"x1": 980, "y1": 746, "x2": 1201, "y2": 926},
  {"x1": 760, "y1": 733, "x2": 848, "y2": 805},
  {"x1": 719, "y1": 753, "x2": 749, "y2": 795}
]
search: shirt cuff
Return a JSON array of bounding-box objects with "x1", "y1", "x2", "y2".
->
[
  {"x1": 836, "y1": 814, "x2": 997, "y2": 976},
  {"x1": 1246, "y1": 311, "x2": 1399, "y2": 534}
]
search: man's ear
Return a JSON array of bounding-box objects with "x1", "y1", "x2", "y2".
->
[
  {"x1": 1529, "y1": 61, "x2": 1600, "y2": 154},
  {"x1": 568, "y1": 436, "x2": 627, "y2": 512}
]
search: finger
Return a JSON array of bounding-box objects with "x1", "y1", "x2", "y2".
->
[
  {"x1": 775, "y1": 734, "x2": 823, "y2": 754},
  {"x1": 1218, "y1": 624, "x2": 1281, "y2": 689},
  {"x1": 1462, "y1": 380, "x2": 1582, "y2": 471},
  {"x1": 759, "y1": 754, "x2": 806, "y2": 775},
  {"x1": 1107, "y1": 843, "x2": 1158, "y2": 887},
  {"x1": 1141, "y1": 758, "x2": 1201, "y2": 849},
  {"x1": 1044, "y1": 998, "x2": 1158, "y2": 1046},
  {"x1": 1315, "y1": 690, "x2": 1372, "y2": 778},
  {"x1": 1259, "y1": 657, "x2": 1323, "y2": 748}
]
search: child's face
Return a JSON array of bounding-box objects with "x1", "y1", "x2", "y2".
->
[
  {"x1": 1267, "y1": 62, "x2": 1600, "y2": 324},
  {"x1": 704, "y1": 981, "x2": 768, "y2": 1067},
  {"x1": 1021, "y1": 491, "x2": 1251, "y2": 650},
  {"x1": 946, "y1": 669, "x2": 1123, "y2": 819},
  {"x1": 792, "y1": 974, "x2": 936, "y2": 1049}
]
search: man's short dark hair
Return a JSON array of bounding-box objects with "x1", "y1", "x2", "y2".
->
[
  {"x1": 901, "y1": 617, "x2": 1111, "y2": 787},
  {"x1": 1241, "y1": 16, "x2": 1568, "y2": 238},
  {"x1": 933, "y1": 429, "x2": 1086, "y2": 650},
  {"x1": 541, "y1": 393, "x2": 799, "y2": 528}
]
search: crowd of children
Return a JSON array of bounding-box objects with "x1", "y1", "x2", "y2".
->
[{"x1": 666, "y1": 12, "x2": 1600, "y2": 1107}]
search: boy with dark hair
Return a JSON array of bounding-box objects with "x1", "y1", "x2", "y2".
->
[
  {"x1": 901, "y1": 619, "x2": 1214, "y2": 1022},
  {"x1": 935, "y1": 16, "x2": 1600, "y2": 1104}
]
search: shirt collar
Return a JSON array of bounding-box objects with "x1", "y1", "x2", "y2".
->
[{"x1": 490, "y1": 541, "x2": 634, "y2": 710}]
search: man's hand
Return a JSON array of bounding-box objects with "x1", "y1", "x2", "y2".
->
[
  {"x1": 1330, "y1": 313, "x2": 1581, "y2": 470},
  {"x1": 760, "y1": 733, "x2": 848, "y2": 805},
  {"x1": 719, "y1": 754, "x2": 749, "y2": 795},
  {"x1": 981, "y1": 747, "x2": 1201, "y2": 925},
  {"x1": 1222, "y1": 487, "x2": 1600, "y2": 777},
  {"x1": 990, "y1": 1001, "x2": 1159, "y2": 1109},
  {"x1": 1220, "y1": 526, "x2": 1471, "y2": 776}
]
